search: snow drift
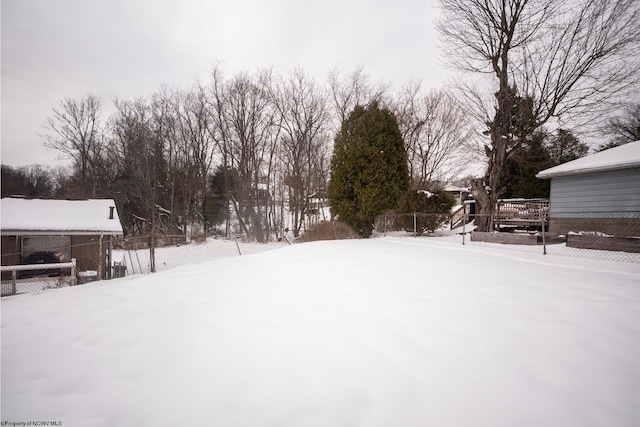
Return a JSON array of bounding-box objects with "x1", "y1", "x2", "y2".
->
[{"x1": 2, "y1": 237, "x2": 640, "y2": 426}]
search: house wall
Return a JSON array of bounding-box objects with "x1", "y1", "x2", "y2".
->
[
  {"x1": 548, "y1": 168, "x2": 640, "y2": 236},
  {"x1": 1, "y1": 236, "x2": 21, "y2": 278},
  {"x1": 1, "y1": 234, "x2": 111, "y2": 279},
  {"x1": 71, "y1": 235, "x2": 109, "y2": 278}
]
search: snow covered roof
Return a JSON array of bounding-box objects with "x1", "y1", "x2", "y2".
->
[
  {"x1": 536, "y1": 140, "x2": 640, "y2": 179},
  {"x1": 443, "y1": 184, "x2": 469, "y2": 193},
  {"x1": 1, "y1": 198, "x2": 123, "y2": 235}
]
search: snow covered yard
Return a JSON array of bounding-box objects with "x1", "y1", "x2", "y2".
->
[
  {"x1": 2, "y1": 237, "x2": 640, "y2": 426},
  {"x1": 113, "y1": 237, "x2": 288, "y2": 274}
]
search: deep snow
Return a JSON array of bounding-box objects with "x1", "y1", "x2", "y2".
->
[{"x1": 2, "y1": 236, "x2": 640, "y2": 426}]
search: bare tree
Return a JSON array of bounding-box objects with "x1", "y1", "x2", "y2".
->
[
  {"x1": 327, "y1": 66, "x2": 390, "y2": 132},
  {"x1": 172, "y1": 83, "x2": 218, "y2": 235},
  {"x1": 208, "y1": 67, "x2": 276, "y2": 242},
  {"x1": 42, "y1": 93, "x2": 105, "y2": 197},
  {"x1": 110, "y1": 95, "x2": 179, "y2": 270},
  {"x1": 437, "y1": 0, "x2": 640, "y2": 230},
  {"x1": 1, "y1": 164, "x2": 58, "y2": 198},
  {"x1": 110, "y1": 98, "x2": 156, "y2": 234},
  {"x1": 148, "y1": 86, "x2": 182, "y2": 233},
  {"x1": 266, "y1": 67, "x2": 330, "y2": 237},
  {"x1": 599, "y1": 102, "x2": 640, "y2": 150},
  {"x1": 393, "y1": 82, "x2": 471, "y2": 187}
]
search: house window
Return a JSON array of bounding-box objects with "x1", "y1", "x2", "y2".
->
[{"x1": 22, "y1": 235, "x2": 72, "y2": 262}]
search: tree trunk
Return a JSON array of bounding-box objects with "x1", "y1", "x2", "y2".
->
[{"x1": 469, "y1": 178, "x2": 492, "y2": 232}]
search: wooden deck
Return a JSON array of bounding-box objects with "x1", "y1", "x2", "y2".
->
[
  {"x1": 495, "y1": 199, "x2": 549, "y2": 229},
  {"x1": 449, "y1": 199, "x2": 549, "y2": 231}
]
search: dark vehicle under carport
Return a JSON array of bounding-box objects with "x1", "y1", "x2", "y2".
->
[{"x1": 19, "y1": 252, "x2": 67, "y2": 278}]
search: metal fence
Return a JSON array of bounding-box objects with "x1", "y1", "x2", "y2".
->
[
  {"x1": 3, "y1": 211, "x2": 638, "y2": 297},
  {"x1": 375, "y1": 211, "x2": 640, "y2": 264},
  {"x1": 1, "y1": 233, "x2": 279, "y2": 297},
  {"x1": 0, "y1": 234, "x2": 214, "y2": 296},
  {"x1": 111, "y1": 234, "x2": 251, "y2": 275},
  {"x1": 1, "y1": 260, "x2": 79, "y2": 297}
]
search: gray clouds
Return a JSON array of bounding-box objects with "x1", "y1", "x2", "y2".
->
[{"x1": 1, "y1": 0, "x2": 447, "y2": 166}]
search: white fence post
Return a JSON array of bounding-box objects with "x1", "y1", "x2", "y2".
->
[
  {"x1": 11, "y1": 271, "x2": 17, "y2": 295},
  {"x1": 462, "y1": 205, "x2": 467, "y2": 246},
  {"x1": 541, "y1": 212, "x2": 547, "y2": 255},
  {"x1": 71, "y1": 258, "x2": 77, "y2": 286}
]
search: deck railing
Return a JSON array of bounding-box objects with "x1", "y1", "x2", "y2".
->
[{"x1": 495, "y1": 198, "x2": 549, "y2": 230}]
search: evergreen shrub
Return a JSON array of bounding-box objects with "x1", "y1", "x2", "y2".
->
[
  {"x1": 328, "y1": 102, "x2": 410, "y2": 237},
  {"x1": 396, "y1": 190, "x2": 455, "y2": 234}
]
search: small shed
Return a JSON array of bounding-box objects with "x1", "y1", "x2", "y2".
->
[
  {"x1": 1, "y1": 198, "x2": 124, "y2": 279},
  {"x1": 536, "y1": 140, "x2": 640, "y2": 237}
]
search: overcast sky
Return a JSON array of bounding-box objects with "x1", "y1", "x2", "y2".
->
[{"x1": 1, "y1": 0, "x2": 451, "y2": 168}]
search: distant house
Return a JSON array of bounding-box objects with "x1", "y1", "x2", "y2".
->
[
  {"x1": 442, "y1": 184, "x2": 470, "y2": 206},
  {"x1": 307, "y1": 189, "x2": 328, "y2": 218},
  {"x1": 536, "y1": 140, "x2": 640, "y2": 237},
  {"x1": 1, "y1": 198, "x2": 124, "y2": 279}
]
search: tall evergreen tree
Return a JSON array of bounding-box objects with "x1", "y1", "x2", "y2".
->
[
  {"x1": 547, "y1": 129, "x2": 589, "y2": 165},
  {"x1": 328, "y1": 102, "x2": 410, "y2": 237},
  {"x1": 501, "y1": 128, "x2": 588, "y2": 199},
  {"x1": 503, "y1": 130, "x2": 551, "y2": 199}
]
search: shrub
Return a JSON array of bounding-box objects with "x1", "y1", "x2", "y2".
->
[
  {"x1": 396, "y1": 190, "x2": 455, "y2": 234},
  {"x1": 297, "y1": 221, "x2": 358, "y2": 243}
]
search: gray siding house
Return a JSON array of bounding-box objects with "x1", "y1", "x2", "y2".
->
[{"x1": 536, "y1": 140, "x2": 640, "y2": 237}]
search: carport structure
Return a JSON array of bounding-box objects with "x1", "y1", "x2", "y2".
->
[{"x1": 1, "y1": 198, "x2": 124, "y2": 280}]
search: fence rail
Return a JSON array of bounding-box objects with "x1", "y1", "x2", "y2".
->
[
  {"x1": 495, "y1": 198, "x2": 549, "y2": 230},
  {"x1": 374, "y1": 211, "x2": 640, "y2": 263},
  {"x1": 1, "y1": 259, "x2": 77, "y2": 296},
  {"x1": 3, "y1": 211, "x2": 638, "y2": 298},
  {"x1": 1, "y1": 234, "x2": 249, "y2": 297}
]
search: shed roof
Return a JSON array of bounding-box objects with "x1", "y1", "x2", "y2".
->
[
  {"x1": 536, "y1": 140, "x2": 640, "y2": 179},
  {"x1": 443, "y1": 184, "x2": 469, "y2": 193},
  {"x1": 0, "y1": 198, "x2": 123, "y2": 236}
]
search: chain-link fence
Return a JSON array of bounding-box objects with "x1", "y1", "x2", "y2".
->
[
  {"x1": 1, "y1": 239, "x2": 101, "y2": 297},
  {"x1": 111, "y1": 234, "x2": 246, "y2": 275},
  {"x1": 1, "y1": 271, "x2": 78, "y2": 297},
  {"x1": 1, "y1": 234, "x2": 250, "y2": 297},
  {"x1": 4, "y1": 211, "x2": 638, "y2": 297},
  {"x1": 374, "y1": 211, "x2": 640, "y2": 263}
]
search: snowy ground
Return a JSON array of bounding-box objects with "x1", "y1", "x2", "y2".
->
[
  {"x1": 2, "y1": 236, "x2": 640, "y2": 426},
  {"x1": 113, "y1": 237, "x2": 289, "y2": 275},
  {"x1": 2, "y1": 239, "x2": 288, "y2": 296}
]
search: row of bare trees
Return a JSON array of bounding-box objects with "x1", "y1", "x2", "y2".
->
[
  {"x1": 39, "y1": 66, "x2": 474, "y2": 241},
  {"x1": 23, "y1": 0, "x2": 640, "y2": 241}
]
